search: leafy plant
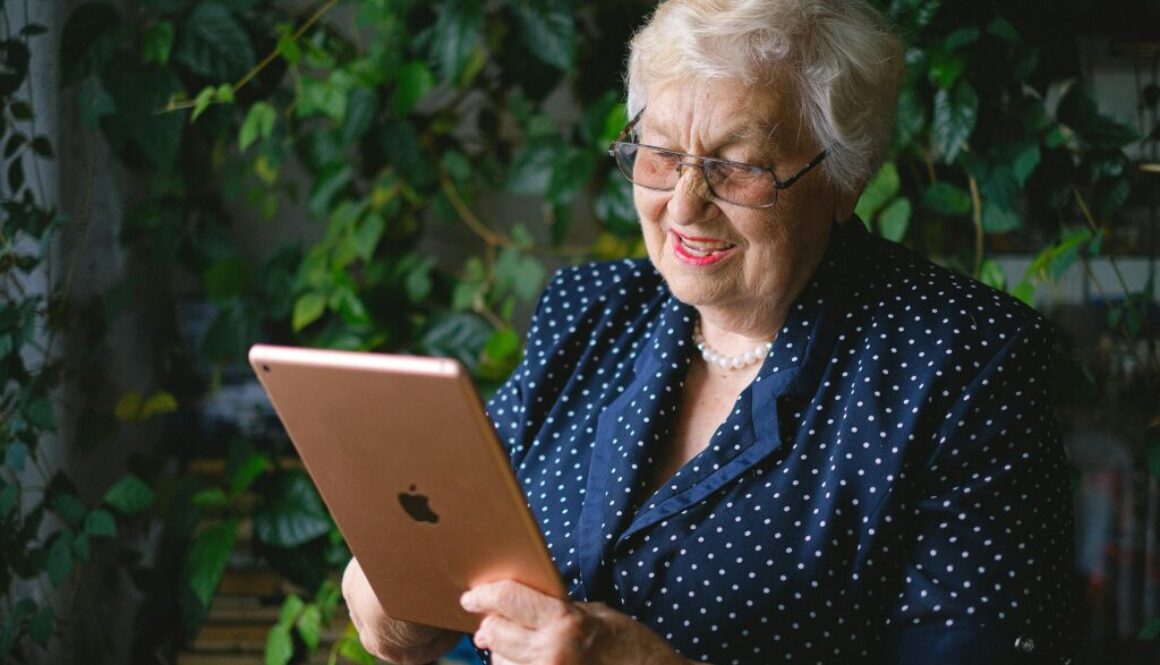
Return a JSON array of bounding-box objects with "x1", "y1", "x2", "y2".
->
[{"x1": 8, "y1": 0, "x2": 1153, "y2": 662}]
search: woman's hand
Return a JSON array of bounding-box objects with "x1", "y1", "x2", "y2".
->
[
  {"x1": 340, "y1": 557, "x2": 462, "y2": 665},
  {"x1": 461, "y1": 580, "x2": 692, "y2": 665}
]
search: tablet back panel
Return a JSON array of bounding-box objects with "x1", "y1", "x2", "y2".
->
[{"x1": 248, "y1": 345, "x2": 563, "y2": 633}]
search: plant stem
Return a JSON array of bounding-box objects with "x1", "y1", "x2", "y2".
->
[
  {"x1": 1073, "y1": 188, "x2": 1142, "y2": 322},
  {"x1": 164, "y1": 0, "x2": 340, "y2": 113},
  {"x1": 968, "y1": 174, "x2": 984, "y2": 278},
  {"x1": 439, "y1": 173, "x2": 507, "y2": 248}
]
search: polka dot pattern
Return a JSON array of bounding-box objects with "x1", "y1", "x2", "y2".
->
[{"x1": 483, "y1": 221, "x2": 1075, "y2": 664}]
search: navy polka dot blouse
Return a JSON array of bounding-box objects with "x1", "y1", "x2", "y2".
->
[{"x1": 484, "y1": 220, "x2": 1076, "y2": 664}]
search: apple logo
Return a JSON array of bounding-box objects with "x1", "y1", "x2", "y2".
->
[{"x1": 398, "y1": 485, "x2": 440, "y2": 524}]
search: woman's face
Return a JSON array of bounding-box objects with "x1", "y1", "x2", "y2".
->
[{"x1": 634, "y1": 77, "x2": 857, "y2": 332}]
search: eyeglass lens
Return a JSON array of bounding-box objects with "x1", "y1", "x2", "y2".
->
[{"x1": 612, "y1": 143, "x2": 779, "y2": 207}]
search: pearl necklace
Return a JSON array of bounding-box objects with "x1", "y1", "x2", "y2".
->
[{"x1": 692, "y1": 319, "x2": 774, "y2": 371}]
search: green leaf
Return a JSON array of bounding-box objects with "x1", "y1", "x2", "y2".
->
[
  {"x1": 944, "y1": 27, "x2": 980, "y2": 51},
  {"x1": 548, "y1": 149, "x2": 596, "y2": 205},
  {"x1": 928, "y1": 50, "x2": 965, "y2": 89},
  {"x1": 0, "y1": 483, "x2": 18, "y2": 520},
  {"x1": 184, "y1": 519, "x2": 239, "y2": 607},
  {"x1": 51, "y1": 492, "x2": 87, "y2": 527},
  {"x1": 393, "y1": 61, "x2": 435, "y2": 115},
  {"x1": 343, "y1": 87, "x2": 379, "y2": 144},
  {"x1": 981, "y1": 166, "x2": 1021, "y2": 233},
  {"x1": 986, "y1": 16, "x2": 1019, "y2": 42},
  {"x1": 420, "y1": 313, "x2": 493, "y2": 371},
  {"x1": 277, "y1": 595, "x2": 305, "y2": 627},
  {"x1": 224, "y1": 439, "x2": 270, "y2": 496},
  {"x1": 174, "y1": 4, "x2": 256, "y2": 80},
  {"x1": 292, "y1": 293, "x2": 326, "y2": 332},
  {"x1": 932, "y1": 82, "x2": 978, "y2": 163},
  {"x1": 494, "y1": 248, "x2": 546, "y2": 303},
  {"x1": 276, "y1": 33, "x2": 301, "y2": 66},
  {"x1": 1010, "y1": 282, "x2": 1035, "y2": 305},
  {"x1": 352, "y1": 213, "x2": 386, "y2": 262},
  {"x1": 25, "y1": 397, "x2": 55, "y2": 431},
  {"x1": 1012, "y1": 144, "x2": 1041, "y2": 186},
  {"x1": 335, "y1": 625, "x2": 377, "y2": 665},
  {"x1": 104, "y1": 474, "x2": 155, "y2": 515},
  {"x1": 252, "y1": 471, "x2": 331, "y2": 548},
  {"x1": 485, "y1": 328, "x2": 520, "y2": 362},
  {"x1": 922, "y1": 182, "x2": 972, "y2": 215},
  {"x1": 72, "y1": 533, "x2": 91, "y2": 563},
  {"x1": 511, "y1": 0, "x2": 577, "y2": 70},
  {"x1": 239, "y1": 102, "x2": 276, "y2": 151},
  {"x1": 979, "y1": 259, "x2": 1007, "y2": 291},
  {"x1": 893, "y1": 86, "x2": 926, "y2": 149},
  {"x1": 877, "y1": 197, "x2": 912, "y2": 242},
  {"x1": 1093, "y1": 177, "x2": 1132, "y2": 219},
  {"x1": 142, "y1": 20, "x2": 174, "y2": 65},
  {"x1": 31, "y1": 136, "x2": 54, "y2": 159},
  {"x1": 5, "y1": 442, "x2": 28, "y2": 472},
  {"x1": 265, "y1": 624, "x2": 294, "y2": 665},
  {"x1": 77, "y1": 75, "x2": 116, "y2": 129},
  {"x1": 192, "y1": 85, "x2": 216, "y2": 122},
  {"x1": 1083, "y1": 115, "x2": 1141, "y2": 149},
  {"x1": 855, "y1": 162, "x2": 900, "y2": 221},
  {"x1": 430, "y1": 0, "x2": 484, "y2": 84},
  {"x1": 193, "y1": 488, "x2": 230, "y2": 509},
  {"x1": 507, "y1": 139, "x2": 560, "y2": 196},
  {"x1": 308, "y1": 165, "x2": 353, "y2": 219},
  {"x1": 46, "y1": 533, "x2": 73, "y2": 586},
  {"x1": 84, "y1": 508, "x2": 117, "y2": 537},
  {"x1": 441, "y1": 150, "x2": 473, "y2": 183},
  {"x1": 295, "y1": 605, "x2": 323, "y2": 650},
  {"x1": 140, "y1": 391, "x2": 178, "y2": 419},
  {"x1": 403, "y1": 256, "x2": 436, "y2": 303}
]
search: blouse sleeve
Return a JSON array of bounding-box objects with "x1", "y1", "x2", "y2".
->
[{"x1": 889, "y1": 318, "x2": 1076, "y2": 665}]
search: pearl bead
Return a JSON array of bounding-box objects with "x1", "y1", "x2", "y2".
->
[{"x1": 692, "y1": 318, "x2": 776, "y2": 372}]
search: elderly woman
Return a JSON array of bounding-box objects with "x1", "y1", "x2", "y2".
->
[{"x1": 343, "y1": 0, "x2": 1076, "y2": 663}]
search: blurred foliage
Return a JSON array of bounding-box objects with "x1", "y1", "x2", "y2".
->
[{"x1": 2, "y1": 0, "x2": 1157, "y2": 662}]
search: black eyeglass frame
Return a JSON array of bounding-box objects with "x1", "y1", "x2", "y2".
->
[{"x1": 606, "y1": 109, "x2": 829, "y2": 209}]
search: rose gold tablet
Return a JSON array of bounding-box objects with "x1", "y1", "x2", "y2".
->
[{"x1": 248, "y1": 344, "x2": 564, "y2": 633}]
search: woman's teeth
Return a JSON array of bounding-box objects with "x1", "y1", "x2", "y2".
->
[{"x1": 679, "y1": 236, "x2": 734, "y2": 256}]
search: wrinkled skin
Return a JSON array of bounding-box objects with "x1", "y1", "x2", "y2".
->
[
  {"x1": 341, "y1": 557, "x2": 462, "y2": 665},
  {"x1": 462, "y1": 580, "x2": 692, "y2": 665}
]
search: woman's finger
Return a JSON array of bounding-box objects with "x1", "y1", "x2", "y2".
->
[
  {"x1": 472, "y1": 613, "x2": 537, "y2": 659},
  {"x1": 461, "y1": 579, "x2": 568, "y2": 628}
]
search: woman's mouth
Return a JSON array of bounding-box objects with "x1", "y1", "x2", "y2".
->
[{"x1": 671, "y1": 231, "x2": 738, "y2": 266}]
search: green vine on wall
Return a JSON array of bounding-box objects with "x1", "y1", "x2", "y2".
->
[{"x1": 0, "y1": 9, "x2": 160, "y2": 662}]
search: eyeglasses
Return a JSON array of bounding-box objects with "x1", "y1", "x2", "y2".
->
[{"x1": 607, "y1": 110, "x2": 828, "y2": 208}]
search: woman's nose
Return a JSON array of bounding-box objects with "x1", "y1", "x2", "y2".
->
[{"x1": 667, "y1": 161, "x2": 715, "y2": 223}]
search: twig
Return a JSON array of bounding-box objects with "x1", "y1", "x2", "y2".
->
[
  {"x1": 163, "y1": 0, "x2": 340, "y2": 113},
  {"x1": 967, "y1": 174, "x2": 984, "y2": 278},
  {"x1": 438, "y1": 173, "x2": 507, "y2": 248},
  {"x1": 1073, "y1": 188, "x2": 1141, "y2": 319}
]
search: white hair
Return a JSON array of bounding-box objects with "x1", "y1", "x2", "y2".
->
[{"x1": 626, "y1": 0, "x2": 904, "y2": 194}]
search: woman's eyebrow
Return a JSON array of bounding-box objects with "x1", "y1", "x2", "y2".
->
[
  {"x1": 638, "y1": 118, "x2": 781, "y2": 152},
  {"x1": 722, "y1": 121, "x2": 781, "y2": 149}
]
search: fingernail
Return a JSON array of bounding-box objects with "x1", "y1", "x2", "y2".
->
[{"x1": 460, "y1": 591, "x2": 477, "y2": 611}]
